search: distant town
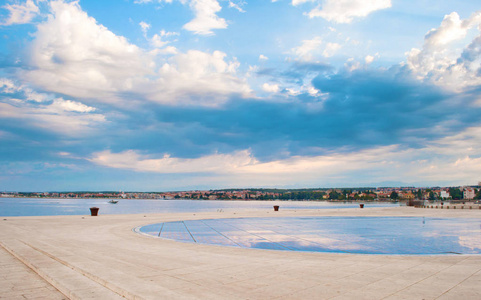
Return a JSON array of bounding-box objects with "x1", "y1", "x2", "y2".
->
[{"x1": 2, "y1": 184, "x2": 481, "y2": 202}]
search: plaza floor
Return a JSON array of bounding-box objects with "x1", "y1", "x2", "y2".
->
[{"x1": 1, "y1": 206, "x2": 480, "y2": 299}]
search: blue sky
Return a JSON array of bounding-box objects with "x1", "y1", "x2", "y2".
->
[{"x1": 1, "y1": 0, "x2": 481, "y2": 191}]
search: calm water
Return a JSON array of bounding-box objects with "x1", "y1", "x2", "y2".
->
[
  {"x1": 0, "y1": 198, "x2": 399, "y2": 216},
  {"x1": 137, "y1": 216, "x2": 481, "y2": 255}
]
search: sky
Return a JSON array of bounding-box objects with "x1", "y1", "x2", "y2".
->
[{"x1": 1, "y1": 0, "x2": 481, "y2": 192}]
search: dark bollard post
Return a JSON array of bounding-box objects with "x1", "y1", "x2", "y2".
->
[
  {"x1": 90, "y1": 207, "x2": 99, "y2": 216},
  {"x1": 273, "y1": 205, "x2": 279, "y2": 211},
  {"x1": 359, "y1": 204, "x2": 364, "y2": 208}
]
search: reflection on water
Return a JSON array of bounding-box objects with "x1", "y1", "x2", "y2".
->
[{"x1": 138, "y1": 217, "x2": 481, "y2": 255}]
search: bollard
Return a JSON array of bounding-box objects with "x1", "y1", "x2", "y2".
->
[
  {"x1": 90, "y1": 207, "x2": 99, "y2": 216},
  {"x1": 273, "y1": 205, "x2": 279, "y2": 211},
  {"x1": 360, "y1": 204, "x2": 364, "y2": 208}
]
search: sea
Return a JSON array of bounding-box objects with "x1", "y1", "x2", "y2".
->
[{"x1": 0, "y1": 198, "x2": 400, "y2": 217}]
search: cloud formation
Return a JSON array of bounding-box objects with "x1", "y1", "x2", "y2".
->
[
  {"x1": 0, "y1": 78, "x2": 105, "y2": 136},
  {"x1": 88, "y1": 126, "x2": 481, "y2": 187},
  {"x1": 133, "y1": 0, "x2": 229, "y2": 35},
  {"x1": 307, "y1": 0, "x2": 391, "y2": 23},
  {"x1": 2, "y1": 0, "x2": 481, "y2": 191},
  {"x1": 90, "y1": 149, "x2": 257, "y2": 174},
  {"x1": 1, "y1": 0, "x2": 39, "y2": 25},
  {"x1": 23, "y1": 0, "x2": 250, "y2": 107},
  {"x1": 406, "y1": 11, "x2": 481, "y2": 91},
  {"x1": 291, "y1": 37, "x2": 323, "y2": 61},
  {"x1": 183, "y1": 0, "x2": 227, "y2": 35}
]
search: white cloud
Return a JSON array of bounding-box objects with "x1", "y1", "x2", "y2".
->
[
  {"x1": 262, "y1": 83, "x2": 279, "y2": 93},
  {"x1": 88, "y1": 125, "x2": 481, "y2": 186},
  {"x1": 25, "y1": 0, "x2": 152, "y2": 102},
  {"x1": 1, "y1": 0, "x2": 39, "y2": 25},
  {"x1": 0, "y1": 102, "x2": 105, "y2": 135},
  {"x1": 308, "y1": 0, "x2": 391, "y2": 24},
  {"x1": 424, "y1": 12, "x2": 480, "y2": 47},
  {"x1": 0, "y1": 80, "x2": 103, "y2": 135},
  {"x1": 228, "y1": 0, "x2": 245, "y2": 13},
  {"x1": 291, "y1": 38, "x2": 341, "y2": 60},
  {"x1": 134, "y1": 0, "x2": 229, "y2": 34},
  {"x1": 24, "y1": 88, "x2": 50, "y2": 102},
  {"x1": 292, "y1": 0, "x2": 314, "y2": 6},
  {"x1": 183, "y1": 0, "x2": 228, "y2": 35},
  {"x1": 22, "y1": 0, "x2": 250, "y2": 107},
  {"x1": 406, "y1": 11, "x2": 481, "y2": 91},
  {"x1": 50, "y1": 98, "x2": 96, "y2": 113},
  {"x1": 0, "y1": 78, "x2": 20, "y2": 93},
  {"x1": 322, "y1": 42, "x2": 341, "y2": 57},
  {"x1": 1, "y1": 77, "x2": 50, "y2": 102},
  {"x1": 153, "y1": 50, "x2": 251, "y2": 106},
  {"x1": 291, "y1": 36, "x2": 323, "y2": 61},
  {"x1": 259, "y1": 54, "x2": 268, "y2": 61},
  {"x1": 139, "y1": 21, "x2": 151, "y2": 34},
  {"x1": 90, "y1": 149, "x2": 258, "y2": 174},
  {"x1": 365, "y1": 55, "x2": 374, "y2": 64},
  {"x1": 149, "y1": 30, "x2": 178, "y2": 48}
]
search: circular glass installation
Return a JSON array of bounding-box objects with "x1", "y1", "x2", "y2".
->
[{"x1": 136, "y1": 217, "x2": 481, "y2": 255}]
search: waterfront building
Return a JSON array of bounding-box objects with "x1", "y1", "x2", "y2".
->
[
  {"x1": 440, "y1": 190, "x2": 450, "y2": 199},
  {"x1": 463, "y1": 188, "x2": 475, "y2": 200}
]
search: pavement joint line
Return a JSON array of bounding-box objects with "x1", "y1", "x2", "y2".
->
[
  {"x1": 379, "y1": 256, "x2": 473, "y2": 299},
  {"x1": 0, "y1": 240, "x2": 73, "y2": 300},
  {"x1": 21, "y1": 240, "x2": 144, "y2": 300},
  {"x1": 434, "y1": 262, "x2": 481, "y2": 299}
]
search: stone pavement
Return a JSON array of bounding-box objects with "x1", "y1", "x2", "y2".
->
[
  {"x1": 1, "y1": 206, "x2": 480, "y2": 299},
  {"x1": 0, "y1": 244, "x2": 66, "y2": 299}
]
